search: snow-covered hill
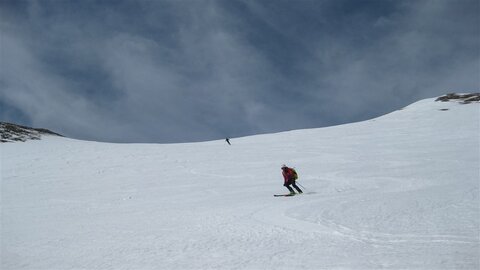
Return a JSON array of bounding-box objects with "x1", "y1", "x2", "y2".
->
[{"x1": 1, "y1": 95, "x2": 479, "y2": 269}]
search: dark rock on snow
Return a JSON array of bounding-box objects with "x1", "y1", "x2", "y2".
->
[
  {"x1": 435, "y1": 93, "x2": 480, "y2": 103},
  {"x1": 0, "y1": 122, "x2": 62, "y2": 143}
]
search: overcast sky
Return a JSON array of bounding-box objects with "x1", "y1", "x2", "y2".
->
[{"x1": 1, "y1": 0, "x2": 479, "y2": 143}]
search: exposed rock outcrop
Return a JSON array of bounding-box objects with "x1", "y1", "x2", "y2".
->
[{"x1": 0, "y1": 122, "x2": 62, "y2": 143}]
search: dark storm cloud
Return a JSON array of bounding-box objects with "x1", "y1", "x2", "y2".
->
[{"x1": 1, "y1": 0, "x2": 478, "y2": 143}]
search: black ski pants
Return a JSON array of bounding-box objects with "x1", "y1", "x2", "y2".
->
[{"x1": 284, "y1": 179, "x2": 303, "y2": 193}]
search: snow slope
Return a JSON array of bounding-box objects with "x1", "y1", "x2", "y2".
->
[{"x1": 1, "y1": 98, "x2": 479, "y2": 269}]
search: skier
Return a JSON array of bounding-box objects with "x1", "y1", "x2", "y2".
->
[
  {"x1": 281, "y1": 165, "x2": 303, "y2": 195},
  {"x1": 225, "y1": 138, "x2": 231, "y2": 145}
]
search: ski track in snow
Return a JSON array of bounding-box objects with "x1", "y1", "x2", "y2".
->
[
  {"x1": 1, "y1": 98, "x2": 479, "y2": 269},
  {"x1": 254, "y1": 187, "x2": 477, "y2": 247}
]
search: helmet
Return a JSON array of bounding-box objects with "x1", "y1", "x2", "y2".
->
[{"x1": 281, "y1": 164, "x2": 287, "y2": 169}]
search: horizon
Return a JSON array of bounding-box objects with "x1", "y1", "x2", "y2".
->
[{"x1": 2, "y1": 92, "x2": 479, "y2": 144}]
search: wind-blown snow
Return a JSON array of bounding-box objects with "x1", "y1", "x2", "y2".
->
[{"x1": 1, "y1": 98, "x2": 479, "y2": 269}]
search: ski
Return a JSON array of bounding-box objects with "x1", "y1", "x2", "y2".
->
[{"x1": 274, "y1": 194, "x2": 295, "y2": 197}]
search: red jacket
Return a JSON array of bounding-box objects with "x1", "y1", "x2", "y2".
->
[{"x1": 282, "y1": 168, "x2": 296, "y2": 185}]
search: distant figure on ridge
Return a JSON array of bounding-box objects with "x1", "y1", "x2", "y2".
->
[
  {"x1": 281, "y1": 165, "x2": 302, "y2": 195},
  {"x1": 225, "y1": 138, "x2": 231, "y2": 145}
]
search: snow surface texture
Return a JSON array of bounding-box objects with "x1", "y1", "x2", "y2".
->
[{"x1": 1, "y1": 98, "x2": 479, "y2": 269}]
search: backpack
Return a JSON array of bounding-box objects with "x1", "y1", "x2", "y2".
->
[{"x1": 291, "y1": 168, "x2": 298, "y2": 180}]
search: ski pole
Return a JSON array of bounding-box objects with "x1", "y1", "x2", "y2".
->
[{"x1": 296, "y1": 181, "x2": 306, "y2": 191}]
